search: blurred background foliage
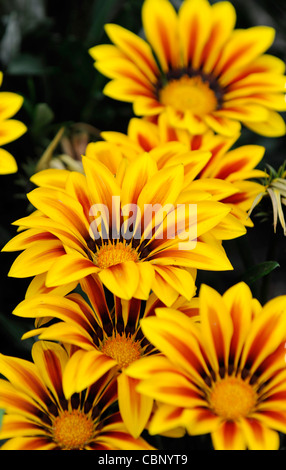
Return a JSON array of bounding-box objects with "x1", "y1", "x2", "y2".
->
[{"x1": 0, "y1": 0, "x2": 285, "y2": 370}]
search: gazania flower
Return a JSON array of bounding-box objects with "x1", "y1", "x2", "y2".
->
[
  {"x1": 0, "y1": 72, "x2": 27, "y2": 174},
  {"x1": 12, "y1": 274, "x2": 199, "y2": 437},
  {"x1": 89, "y1": 0, "x2": 286, "y2": 137},
  {"x1": 0, "y1": 340, "x2": 154, "y2": 450},
  {"x1": 126, "y1": 282, "x2": 286, "y2": 450},
  {"x1": 3, "y1": 149, "x2": 235, "y2": 305},
  {"x1": 248, "y1": 162, "x2": 286, "y2": 235},
  {"x1": 100, "y1": 114, "x2": 267, "y2": 227}
]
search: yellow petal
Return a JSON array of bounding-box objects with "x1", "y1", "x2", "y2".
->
[
  {"x1": 8, "y1": 240, "x2": 65, "y2": 278},
  {"x1": 199, "y1": 284, "x2": 233, "y2": 373},
  {"x1": 178, "y1": 0, "x2": 211, "y2": 69},
  {"x1": 203, "y1": 113, "x2": 241, "y2": 136},
  {"x1": 98, "y1": 261, "x2": 140, "y2": 300},
  {"x1": 215, "y1": 26, "x2": 276, "y2": 85},
  {"x1": 201, "y1": 1, "x2": 237, "y2": 74},
  {"x1": 63, "y1": 349, "x2": 117, "y2": 398},
  {"x1": 117, "y1": 373, "x2": 153, "y2": 438},
  {"x1": 0, "y1": 148, "x2": 17, "y2": 174},
  {"x1": 0, "y1": 119, "x2": 26, "y2": 146},
  {"x1": 142, "y1": 0, "x2": 180, "y2": 72},
  {"x1": 148, "y1": 403, "x2": 186, "y2": 436},
  {"x1": 154, "y1": 265, "x2": 195, "y2": 301},
  {"x1": 243, "y1": 110, "x2": 286, "y2": 137},
  {"x1": 212, "y1": 421, "x2": 246, "y2": 450},
  {"x1": 0, "y1": 92, "x2": 24, "y2": 120},
  {"x1": 45, "y1": 253, "x2": 99, "y2": 287},
  {"x1": 27, "y1": 187, "x2": 90, "y2": 238},
  {"x1": 30, "y1": 168, "x2": 71, "y2": 190},
  {"x1": 104, "y1": 23, "x2": 159, "y2": 82},
  {"x1": 133, "y1": 262, "x2": 155, "y2": 300},
  {"x1": 239, "y1": 419, "x2": 280, "y2": 450}
]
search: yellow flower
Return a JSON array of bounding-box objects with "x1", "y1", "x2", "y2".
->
[
  {"x1": 0, "y1": 340, "x2": 154, "y2": 450},
  {"x1": 100, "y1": 114, "x2": 267, "y2": 227},
  {"x1": 0, "y1": 72, "x2": 27, "y2": 174},
  {"x1": 126, "y1": 282, "x2": 286, "y2": 450},
  {"x1": 3, "y1": 148, "x2": 235, "y2": 305},
  {"x1": 12, "y1": 275, "x2": 199, "y2": 438},
  {"x1": 89, "y1": 0, "x2": 286, "y2": 137}
]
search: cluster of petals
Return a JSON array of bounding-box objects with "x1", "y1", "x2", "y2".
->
[{"x1": 1, "y1": 0, "x2": 286, "y2": 452}]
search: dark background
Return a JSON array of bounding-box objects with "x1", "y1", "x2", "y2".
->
[{"x1": 0, "y1": 0, "x2": 285, "y2": 390}]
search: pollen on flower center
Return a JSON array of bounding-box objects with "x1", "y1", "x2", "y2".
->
[
  {"x1": 53, "y1": 410, "x2": 94, "y2": 450},
  {"x1": 159, "y1": 75, "x2": 218, "y2": 116},
  {"x1": 101, "y1": 334, "x2": 142, "y2": 369},
  {"x1": 94, "y1": 241, "x2": 139, "y2": 269},
  {"x1": 210, "y1": 377, "x2": 256, "y2": 420}
]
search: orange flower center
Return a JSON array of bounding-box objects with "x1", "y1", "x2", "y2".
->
[
  {"x1": 53, "y1": 410, "x2": 94, "y2": 450},
  {"x1": 95, "y1": 241, "x2": 139, "y2": 269},
  {"x1": 101, "y1": 334, "x2": 142, "y2": 369},
  {"x1": 210, "y1": 377, "x2": 256, "y2": 420},
  {"x1": 159, "y1": 75, "x2": 217, "y2": 116}
]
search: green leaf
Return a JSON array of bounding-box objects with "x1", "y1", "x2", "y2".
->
[
  {"x1": 241, "y1": 261, "x2": 280, "y2": 286},
  {"x1": 86, "y1": 0, "x2": 121, "y2": 46},
  {"x1": 7, "y1": 53, "x2": 48, "y2": 76}
]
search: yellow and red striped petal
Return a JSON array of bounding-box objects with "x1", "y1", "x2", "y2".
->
[
  {"x1": 1, "y1": 437, "x2": 57, "y2": 450},
  {"x1": 200, "y1": 1, "x2": 237, "y2": 74},
  {"x1": 104, "y1": 23, "x2": 159, "y2": 82},
  {"x1": 212, "y1": 421, "x2": 246, "y2": 450},
  {"x1": 45, "y1": 253, "x2": 99, "y2": 287},
  {"x1": 8, "y1": 239, "x2": 66, "y2": 278},
  {"x1": 98, "y1": 261, "x2": 140, "y2": 300},
  {"x1": 183, "y1": 407, "x2": 221, "y2": 436},
  {"x1": 215, "y1": 26, "x2": 276, "y2": 85},
  {"x1": 142, "y1": 0, "x2": 180, "y2": 72},
  {"x1": 199, "y1": 284, "x2": 233, "y2": 373},
  {"x1": 148, "y1": 403, "x2": 186, "y2": 436},
  {"x1": 178, "y1": 0, "x2": 211, "y2": 70},
  {"x1": 62, "y1": 349, "x2": 117, "y2": 398},
  {"x1": 222, "y1": 282, "x2": 254, "y2": 369},
  {"x1": 239, "y1": 418, "x2": 280, "y2": 450}
]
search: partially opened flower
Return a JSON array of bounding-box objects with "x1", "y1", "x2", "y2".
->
[
  {"x1": 0, "y1": 72, "x2": 27, "y2": 174},
  {"x1": 126, "y1": 282, "x2": 286, "y2": 450},
  {"x1": 0, "y1": 340, "x2": 154, "y2": 450},
  {"x1": 248, "y1": 162, "x2": 286, "y2": 235},
  {"x1": 3, "y1": 149, "x2": 235, "y2": 305},
  {"x1": 89, "y1": 0, "x2": 286, "y2": 137},
  {"x1": 100, "y1": 114, "x2": 267, "y2": 227},
  {"x1": 13, "y1": 274, "x2": 199, "y2": 438}
]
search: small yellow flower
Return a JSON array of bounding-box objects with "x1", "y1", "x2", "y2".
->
[{"x1": 0, "y1": 72, "x2": 27, "y2": 174}]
